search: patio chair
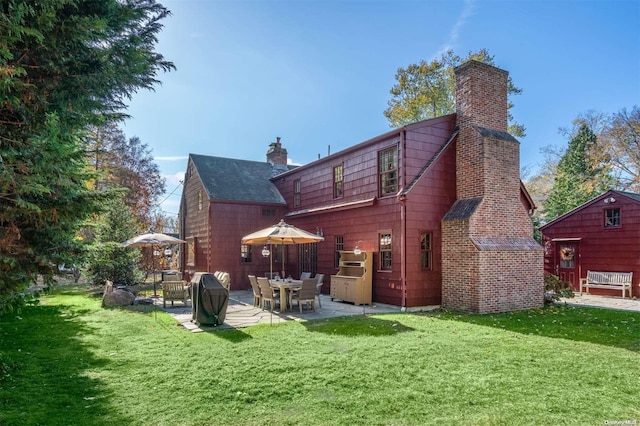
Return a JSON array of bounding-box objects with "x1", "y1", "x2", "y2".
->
[
  {"x1": 290, "y1": 278, "x2": 317, "y2": 313},
  {"x1": 162, "y1": 273, "x2": 180, "y2": 281},
  {"x1": 257, "y1": 277, "x2": 279, "y2": 311},
  {"x1": 314, "y1": 273, "x2": 325, "y2": 308},
  {"x1": 299, "y1": 272, "x2": 312, "y2": 280},
  {"x1": 248, "y1": 275, "x2": 261, "y2": 307},
  {"x1": 218, "y1": 272, "x2": 231, "y2": 290},
  {"x1": 162, "y1": 280, "x2": 189, "y2": 308}
]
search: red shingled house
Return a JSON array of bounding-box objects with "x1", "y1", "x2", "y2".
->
[
  {"x1": 540, "y1": 190, "x2": 640, "y2": 298},
  {"x1": 179, "y1": 61, "x2": 543, "y2": 313}
]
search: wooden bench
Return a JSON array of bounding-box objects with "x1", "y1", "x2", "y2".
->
[
  {"x1": 579, "y1": 271, "x2": 633, "y2": 298},
  {"x1": 162, "y1": 280, "x2": 189, "y2": 307}
]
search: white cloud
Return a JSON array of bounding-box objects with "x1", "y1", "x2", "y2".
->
[
  {"x1": 164, "y1": 171, "x2": 185, "y2": 187},
  {"x1": 287, "y1": 158, "x2": 303, "y2": 167},
  {"x1": 436, "y1": 0, "x2": 476, "y2": 56}
]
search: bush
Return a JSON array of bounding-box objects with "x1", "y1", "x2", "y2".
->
[
  {"x1": 0, "y1": 289, "x2": 40, "y2": 315},
  {"x1": 544, "y1": 274, "x2": 574, "y2": 304}
]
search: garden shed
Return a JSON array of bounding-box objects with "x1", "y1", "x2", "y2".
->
[{"x1": 540, "y1": 190, "x2": 640, "y2": 298}]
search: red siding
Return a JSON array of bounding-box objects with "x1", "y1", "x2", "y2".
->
[
  {"x1": 180, "y1": 164, "x2": 210, "y2": 280},
  {"x1": 541, "y1": 191, "x2": 640, "y2": 298},
  {"x1": 403, "y1": 123, "x2": 457, "y2": 307},
  {"x1": 273, "y1": 115, "x2": 457, "y2": 307},
  {"x1": 209, "y1": 203, "x2": 286, "y2": 290}
]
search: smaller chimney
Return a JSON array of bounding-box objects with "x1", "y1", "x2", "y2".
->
[{"x1": 266, "y1": 136, "x2": 288, "y2": 166}]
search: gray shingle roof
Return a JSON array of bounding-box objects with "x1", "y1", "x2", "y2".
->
[
  {"x1": 615, "y1": 190, "x2": 640, "y2": 202},
  {"x1": 443, "y1": 197, "x2": 483, "y2": 221},
  {"x1": 473, "y1": 126, "x2": 519, "y2": 143},
  {"x1": 190, "y1": 154, "x2": 287, "y2": 204},
  {"x1": 471, "y1": 237, "x2": 542, "y2": 251}
]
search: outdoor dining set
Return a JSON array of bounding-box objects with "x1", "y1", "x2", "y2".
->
[{"x1": 248, "y1": 273, "x2": 324, "y2": 313}]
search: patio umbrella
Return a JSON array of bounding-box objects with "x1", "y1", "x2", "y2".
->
[
  {"x1": 241, "y1": 219, "x2": 324, "y2": 278},
  {"x1": 122, "y1": 230, "x2": 186, "y2": 297}
]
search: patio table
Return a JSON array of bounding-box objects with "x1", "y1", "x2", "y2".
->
[{"x1": 269, "y1": 279, "x2": 302, "y2": 311}]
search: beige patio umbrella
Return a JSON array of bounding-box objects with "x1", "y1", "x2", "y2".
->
[
  {"x1": 241, "y1": 219, "x2": 324, "y2": 278},
  {"x1": 122, "y1": 230, "x2": 186, "y2": 297}
]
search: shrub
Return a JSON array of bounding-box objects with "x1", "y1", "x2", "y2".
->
[{"x1": 544, "y1": 273, "x2": 574, "y2": 304}]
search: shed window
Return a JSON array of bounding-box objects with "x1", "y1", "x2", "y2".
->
[
  {"x1": 379, "y1": 146, "x2": 398, "y2": 196},
  {"x1": 604, "y1": 208, "x2": 620, "y2": 227},
  {"x1": 333, "y1": 164, "x2": 344, "y2": 198},
  {"x1": 379, "y1": 232, "x2": 392, "y2": 270},
  {"x1": 241, "y1": 244, "x2": 251, "y2": 263},
  {"x1": 294, "y1": 179, "x2": 301, "y2": 207},
  {"x1": 420, "y1": 232, "x2": 432, "y2": 270},
  {"x1": 262, "y1": 208, "x2": 275, "y2": 217}
]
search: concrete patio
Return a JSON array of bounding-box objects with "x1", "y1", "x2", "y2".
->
[{"x1": 158, "y1": 289, "x2": 401, "y2": 332}]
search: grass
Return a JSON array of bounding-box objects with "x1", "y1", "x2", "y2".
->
[{"x1": 1, "y1": 286, "x2": 639, "y2": 426}]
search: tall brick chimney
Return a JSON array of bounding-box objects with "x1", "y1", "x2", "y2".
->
[
  {"x1": 441, "y1": 60, "x2": 543, "y2": 313},
  {"x1": 266, "y1": 137, "x2": 288, "y2": 166}
]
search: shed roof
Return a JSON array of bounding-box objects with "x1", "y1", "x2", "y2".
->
[
  {"x1": 539, "y1": 189, "x2": 640, "y2": 230},
  {"x1": 189, "y1": 154, "x2": 288, "y2": 204}
]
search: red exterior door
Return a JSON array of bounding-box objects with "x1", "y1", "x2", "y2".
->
[{"x1": 555, "y1": 242, "x2": 580, "y2": 290}]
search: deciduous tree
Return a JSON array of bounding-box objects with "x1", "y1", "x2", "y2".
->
[
  {"x1": 384, "y1": 49, "x2": 525, "y2": 137},
  {"x1": 87, "y1": 124, "x2": 165, "y2": 225},
  {"x1": 599, "y1": 106, "x2": 640, "y2": 192}
]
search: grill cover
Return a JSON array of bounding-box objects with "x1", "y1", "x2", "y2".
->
[{"x1": 190, "y1": 272, "x2": 229, "y2": 326}]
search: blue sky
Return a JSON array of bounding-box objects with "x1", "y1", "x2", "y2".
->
[{"x1": 122, "y1": 0, "x2": 640, "y2": 217}]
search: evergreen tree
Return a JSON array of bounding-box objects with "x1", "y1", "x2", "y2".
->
[
  {"x1": 544, "y1": 124, "x2": 614, "y2": 221},
  {"x1": 0, "y1": 0, "x2": 174, "y2": 309},
  {"x1": 87, "y1": 198, "x2": 144, "y2": 287}
]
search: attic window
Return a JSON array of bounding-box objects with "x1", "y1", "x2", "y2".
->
[
  {"x1": 604, "y1": 208, "x2": 620, "y2": 227},
  {"x1": 198, "y1": 190, "x2": 202, "y2": 210}
]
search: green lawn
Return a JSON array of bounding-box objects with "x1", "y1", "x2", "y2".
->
[{"x1": 1, "y1": 287, "x2": 639, "y2": 426}]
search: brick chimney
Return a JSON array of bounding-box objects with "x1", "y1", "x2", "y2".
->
[
  {"x1": 441, "y1": 60, "x2": 543, "y2": 314},
  {"x1": 266, "y1": 137, "x2": 288, "y2": 166}
]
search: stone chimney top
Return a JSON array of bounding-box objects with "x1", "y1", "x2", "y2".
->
[{"x1": 266, "y1": 137, "x2": 288, "y2": 166}]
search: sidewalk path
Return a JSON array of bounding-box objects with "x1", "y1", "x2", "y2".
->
[{"x1": 558, "y1": 293, "x2": 640, "y2": 312}]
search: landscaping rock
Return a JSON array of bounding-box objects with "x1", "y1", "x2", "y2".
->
[{"x1": 102, "y1": 288, "x2": 135, "y2": 307}]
